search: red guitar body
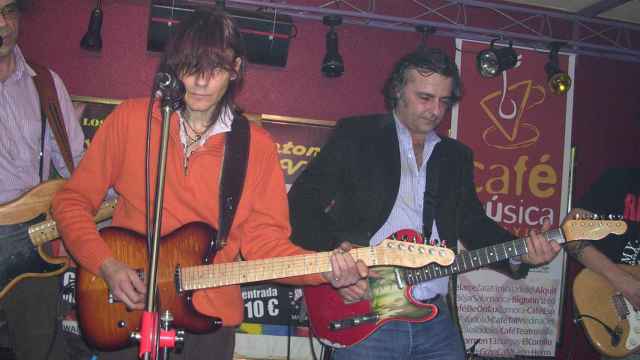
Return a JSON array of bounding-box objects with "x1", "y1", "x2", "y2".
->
[{"x1": 303, "y1": 230, "x2": 439, "y2": 348}]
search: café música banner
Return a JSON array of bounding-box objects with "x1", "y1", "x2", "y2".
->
[
  {"x1": 71, "y1": 97, "x2": 335, "y2": 333},
  {"x1": 452, "y1": 40, "x2": 575, "y2": 358}
]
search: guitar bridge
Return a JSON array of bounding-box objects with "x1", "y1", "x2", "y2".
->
[{"x1": 330, "y1": 313, "x2": 379, "y2": 331}]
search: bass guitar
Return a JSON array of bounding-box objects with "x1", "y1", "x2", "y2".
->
[
  {"x1": 0, "y1": 179, "x2": 116, "y2": 300},
  {"x1": 574, "y1": 264, "x2": 640, "y2": 358},
  {"x1": 76, "y1": 222, "x2": 455, "y2": 351},
  {"x1": 304, "y1": 219, "x2": 628, "y2": 348}
]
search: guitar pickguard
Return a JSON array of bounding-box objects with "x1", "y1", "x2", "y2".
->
[
  {"x1": 623, "y1": 297, "x2": 640, "y2": 351},
  {"x1": 369, "y1": 267, "x2": 435, "y2": 320}
]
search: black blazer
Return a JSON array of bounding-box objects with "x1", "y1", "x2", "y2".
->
[{"x1": 288, "y1": 114, "x2": 527, "y2": 277}]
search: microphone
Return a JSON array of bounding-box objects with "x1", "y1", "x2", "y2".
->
[
  {"x1": 154, "y1": 72, "x2": 185, "y2": 111},
  {"x1": 155, "y1": 72, "x2": 178, "y2": 91}
]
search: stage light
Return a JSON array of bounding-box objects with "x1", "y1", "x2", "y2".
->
[
  {"x1": 476, "y1": 41, "x2": 519, "y2": 78},
  {"x1": 80, "y1": 0, "x2": 103, "y2": 52},
  {"x1": 546, "y1": 42, "x2": 572, "y2": 95},
  {"x1": 321, "y1": 15, "x2": 344, "y2": 78},
  {"x1": 415, "y1": 25, "x2": 436, "y2": 50}
]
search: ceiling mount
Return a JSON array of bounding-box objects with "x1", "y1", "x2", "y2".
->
[{"x1": 180, "y1": 0, "x2": 640, "y2": 63}]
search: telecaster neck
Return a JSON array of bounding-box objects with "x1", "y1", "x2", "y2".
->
[
  {"x1": 180, "y1": 247, "x2": 375, "y2": 290},
  {"x1": 405, "y1": 228, "x2": 565, "y2": 284},
  {"x1": 28, "y1": 199, "x2": 117, "y2": 247}
]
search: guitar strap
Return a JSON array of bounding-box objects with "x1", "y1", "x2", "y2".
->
[
  {"x1": 29, "y1": 62, "x2": 75, "y2": 178},
  {"x1": 423, "y1": 143, "x2": 440, "y2": 241},
  {"x1": 216, "y1": 113, "x2": 250, "y2": 251}
]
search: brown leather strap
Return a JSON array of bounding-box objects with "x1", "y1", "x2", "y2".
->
[{"x1": 29, "y1": 62, "x2": 75, "y2": 174}]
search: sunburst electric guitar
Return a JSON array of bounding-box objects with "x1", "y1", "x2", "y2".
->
[
  {"x1": 303, "y1": 219, "x2": 628, "y2": 348},
  {"x1": 574, "y1": 264, "x2": 640, "y2": 358},
  {"x1": 75, "y1": 223, "x2": 455, "y2": 351},
  {"x1": 0, "y1": 179, "x2": 116, "y2": 300}
]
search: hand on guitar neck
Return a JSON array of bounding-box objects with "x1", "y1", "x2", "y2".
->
[
  {"x1": 323, "y1": 242, "x2": 378, "y2": 304},
  {"x1": 518, "y1": 219, "x2": 562, "y2": 266},
  {"x1": 321, "y1": 241, "x2": 369, "y2": 290}
]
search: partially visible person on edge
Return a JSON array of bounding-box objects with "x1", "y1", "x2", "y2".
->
[
  {"x1": 566, "y1": 168, "x2": 640, "y2": 360},
  {"x1": 288, "y1": 48, "x2": 562, "y2": 360},
  {"x1": 51, "y1": 7, "x2": 365, "y2": 359},
  {"x1": 0, "y1": 0, "x2": 85, "y2": 359}
]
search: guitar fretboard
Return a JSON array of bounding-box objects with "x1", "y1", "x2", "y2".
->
[
  {"x1": 404, "y1": 228, "x2": 565, "y2": 285},
  {"x1": 178, "y1": 242, "x2": 454, "y2": 291},
  {"x1": 180, "y1": 247, "x2": 379, "y2": 291},
  {"x1": 27, "y1": 199, "x2": 117, "y2": 247}
]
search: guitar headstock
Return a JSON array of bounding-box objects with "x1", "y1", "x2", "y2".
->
[
  {"x1": 562, "y1": 218, "x2": 628, "y2": 242},
  {"x1": 375, "y1": 239, "x2": 455, "y2": 268}
]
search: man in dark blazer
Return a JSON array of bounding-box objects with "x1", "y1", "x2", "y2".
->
[{"x1": 288, "y1": 48, "x2": 561, "y2": 360}]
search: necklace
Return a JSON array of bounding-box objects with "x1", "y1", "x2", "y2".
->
[
  {"x1": 182, "y1": 120, "x2": 202, "y2": 147},
  {"x1": 182, "y1": 112, "x2": 214, "y2": 147}
]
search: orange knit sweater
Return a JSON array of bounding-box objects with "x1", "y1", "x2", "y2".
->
[{"x1": 52, "y1": 98, "x2": 325, "y2": 326}]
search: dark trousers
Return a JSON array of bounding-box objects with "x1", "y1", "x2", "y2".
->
[
  {"x1": 1, "y1": 276, "x2": 67, "y2": 360},
  {"x1": 0, "y1": 220, "x2": 67, "y2": 360}
]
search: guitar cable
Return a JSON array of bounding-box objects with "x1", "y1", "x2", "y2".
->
[
  {"x1": 306, "y1": 317, "x2": 330, "y2": 360},
  {"x1": 574, "y1": 314, "x2": 621, "y2": 346},
  {"x1": 44, "y1": 279, "x2": 76, "y2": 360},
  {"x1": 45, "y1": 279, "x2": 100, "y2": 360}
]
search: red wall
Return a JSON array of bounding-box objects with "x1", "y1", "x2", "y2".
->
[
  {"x1": 19, "y1": 1, "x2": 640, "y2": 359},
  {"x1": 19, "y1": 0, "x2": 432, "y2": 120}
]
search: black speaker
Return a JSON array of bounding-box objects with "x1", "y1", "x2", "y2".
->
[{"x1": 148, "y1": 2, "x2": 294, "y2": 67}]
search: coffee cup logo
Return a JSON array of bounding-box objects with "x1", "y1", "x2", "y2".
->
[{"x1": 480, "y1": 79, "x2": 546, "y2": 149}]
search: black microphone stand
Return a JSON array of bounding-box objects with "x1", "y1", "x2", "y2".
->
[{"x1": 133, "y1": 88, "x2": 185, "y2": 360}]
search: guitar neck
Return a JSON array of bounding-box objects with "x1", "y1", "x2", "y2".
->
[
  {"x1": 28, "y1": 199, "x2": 117, "y2": 247},
  {"x1": 180, "y1": 247, "x2": 378, "y2": 290},
  {"x1": 404, "y1": 228, "x2": 565, "y2": 284}
]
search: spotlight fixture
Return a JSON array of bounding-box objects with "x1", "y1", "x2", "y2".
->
[
  {"x1": 415, "y1": 25, "x2": 436, "y2": 50},
  {"x1": 80, "y1": 0, "x2": 103, "y2": 52},
  {"x1": 545, "y1": 42, "x2": 572, "y2": 95},
  {"x1": 476, "y1": 40, "x2": 519, "y2": 78},
  {"x1": 321, "y1": 15, "x2": 344, "y2": 78}
]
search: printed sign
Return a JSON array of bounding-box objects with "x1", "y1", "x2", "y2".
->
[{"x1": 453, "y1": 39, "x2": 574, "y2": 358}]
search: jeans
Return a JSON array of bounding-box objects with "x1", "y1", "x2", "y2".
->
[{"x1": 332, "y1": 296, "x2": 465, "y2": 360}]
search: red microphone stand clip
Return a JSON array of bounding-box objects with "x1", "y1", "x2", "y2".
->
[{"x1": 132, "y1": 310, "x2": 185, "y2": 360}]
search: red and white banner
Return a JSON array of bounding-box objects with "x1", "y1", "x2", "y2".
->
[{"x1": 452, "y1": 39, "x2": 575, "y2": 358}]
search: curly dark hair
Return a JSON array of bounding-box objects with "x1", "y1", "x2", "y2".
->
[{"x1": 382, "y1": 48, "x2": 462, "y2": 111}]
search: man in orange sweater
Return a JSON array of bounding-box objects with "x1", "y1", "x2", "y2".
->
[{"x1": 52, "y1": 8, "x2": 365, "y2": 359}]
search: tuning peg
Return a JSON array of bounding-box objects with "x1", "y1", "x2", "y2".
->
[{"x1": 591, "y1": 214, "x2": 600, "y2": 220}]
